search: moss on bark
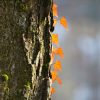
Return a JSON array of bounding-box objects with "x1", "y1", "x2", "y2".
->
[{"x1": 0, "y1": 0, "x2": 52, "y2": 100}]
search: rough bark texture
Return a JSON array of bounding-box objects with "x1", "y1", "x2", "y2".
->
[{"x1": 0, "y1": 0, "x2": 53, "y2": 100}]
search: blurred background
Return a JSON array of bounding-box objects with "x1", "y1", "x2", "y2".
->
[{"x1": 52, "y1": 0, "x2": 100, "y2": 100}]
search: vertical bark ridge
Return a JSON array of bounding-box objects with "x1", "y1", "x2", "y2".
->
[{"x1": 0, "y1": 0, "x2": 52, "y2": 100}]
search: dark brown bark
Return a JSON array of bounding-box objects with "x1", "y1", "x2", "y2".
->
[{"x1": 0, "y1": 0, "x2": 53, "y2": 100}]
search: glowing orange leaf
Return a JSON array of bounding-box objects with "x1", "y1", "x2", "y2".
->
[
  {"x1": 56, "y1": 77, "x2": 62, "y2": 85},
  {"x1": 51, "y1": 87, "x2": 56, "y2": 95},
  {"x1": 53, "y1": 19, "x2": 57, "y2": 26},
  {"x1": 52, "y1": 4, "x2": 58, "y2": 17},
  {"x1": 51, "y1": 71, "x2": 57, "y2": 82},
  {"x1": 52, "y1": 34, "x2": 58, "y2": 45},
  {"x1": 54, "y1": 60, "x2": 62, "y2": 71},
  {"x1": 53, "y1": 47, "x2": 64, "y2": 58},
  {"x1": 60, "y1": 16, "x2": 68, "y2": 31}
]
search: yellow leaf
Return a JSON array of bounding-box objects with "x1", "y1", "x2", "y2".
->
[
  {"x1": 52, "y1": 3, "x2": 58, "y2": 17},
  {"x1": 52, "y1": 34, "x2": 58, "y2": 45},
  {"x1": 51, "y1": 87, "x2": 56, "y2": 95},
  {"x1": 54, "y1": 60, "x2": 62, "y2": 71},
  {"x1": 60, "y1": 16, "x2": 68, "y2": 31},
  {"x1": 51, "y1": 71, "x2": 57, "y2": 82}
]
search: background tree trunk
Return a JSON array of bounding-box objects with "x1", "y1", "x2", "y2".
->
[{"x1": 0, "y1": 0, "x2": 53, "y2": 100}]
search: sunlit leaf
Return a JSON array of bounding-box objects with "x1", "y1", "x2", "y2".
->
[
  {"x1": 52, "y1": 34, "x2": 58, "y2": 45},
  {"x1": 51, "y1": 3, "x2": 64, "y2": 90},
  {"x1": 60, "y1": 16, "x2": 68, "y2": 31},
  {"x1": 51, "y1": 87, "x2": 56, "y2": 95},
  {"x1": 52, "y1": 3, "x2": 58, "y2": 17},
  {"x1": 56, "y1": 77, "x2": 62, "y2": 85},
  {"x1": 53, "y1": 47, "x2": 64, "y2": 58},
  {"x1": 51, "y1": 71, "x2": 57, "y2": 82},
  {"x1": 54, "y1": 60, "x2": 62, "y2": 71}
]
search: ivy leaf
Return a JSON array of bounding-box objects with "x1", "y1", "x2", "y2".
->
[
  {"x1": 51, "y1": 87, "x2": 56, "y2": 95},
  {"x1": 60, "y1": 16, "x2": 68, "y2": 31},
  {"x1": 52, "y1": 3, "x2": 58, "y2": 17},
  {"x1": 52, "y1": 34, "x2": 58, "y2": 45},
  {"x1": 54, "y1": 60, "x2": 62, "y2": 71}
]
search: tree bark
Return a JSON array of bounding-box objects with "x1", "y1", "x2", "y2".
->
[{"x1": 0, "y1": 0, "x2": 53, "y2": 100}]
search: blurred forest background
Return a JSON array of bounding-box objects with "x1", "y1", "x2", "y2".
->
[{"x1": 52, "y1": 0, "x2": 100, "y2": 100}]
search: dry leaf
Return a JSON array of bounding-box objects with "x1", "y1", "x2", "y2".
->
[
  {"x1": 54, "y1": 60, "x2": 62, "y2": 71},
  {"x1": 60, "y1": 16, "x2": 68, "y2": 31},
  {"x1": 52, "y1": 34, "x2": 58, "y2": 45},
  {"x1": 52, "y1": 3, "x2": 58, "y2": 17}
]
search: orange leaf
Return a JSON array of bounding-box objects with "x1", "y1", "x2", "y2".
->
[
  {"x1": 51, "y1": 87, "x2": 56, "y2": 95},
  {"x1": 60, "y1": 16, "x2": 68, "y2": 31},
  {"x1": 54, "y1": 60, "x2": 62, "y2": 71},
  {"x1": 53, "y1": 47, "x2": 64, "y2": 58},
  {"x1": 56, "y1": 77, "x2": 62, "y2": 85},
  {"x1": 52, "y1": 3, "x2": 58, "y2": 17},
  {"x1": 51, "y1": 71, "x2": 57, "y2": 82},
  {"x1": 52, "y1": 34, "x2": 58, "y2": 45},
  {"x1": 53, "y1": 19, "x2": 57, "y2": 26}
]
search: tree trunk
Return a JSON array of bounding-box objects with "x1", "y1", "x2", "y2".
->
[{"x1": 0, "y1": 0, "x2": 53, "y2": 100}]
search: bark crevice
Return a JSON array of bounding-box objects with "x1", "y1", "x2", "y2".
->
[{"x1": 0, "y1": 0, "x2": 53, "y2": 100}]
